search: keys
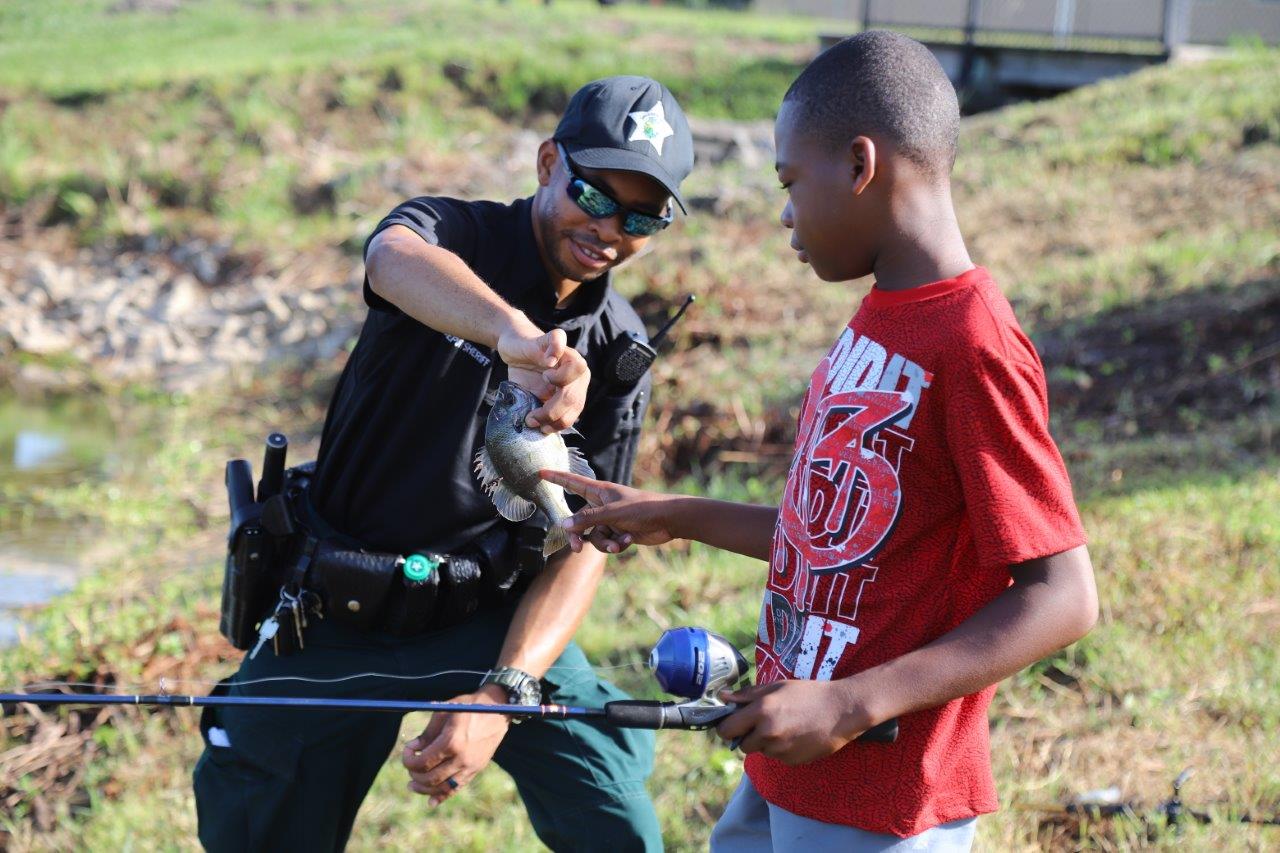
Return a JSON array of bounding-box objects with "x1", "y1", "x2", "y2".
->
[
  {"x1": 272, "y1": 602, "x2": 293, "y2": 656},
  {"x1": 267, "y1": 585, "x2": 324, "y2": 657},
  {"x1": 250, "y1": 616, "x2": 279, "y2": 660},
  {"x1": 289, "y1": 592, "x2": 305, "y2": 650},
  {"x1": 301, "y1": 588, "x2": 324, "y2": 621},
  {"x1": 270, "y1": 587, "x2": 300, "y2": 657}
]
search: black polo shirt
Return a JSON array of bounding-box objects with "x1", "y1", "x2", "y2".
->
[{"x1": 311, "y1": 196, "x2": 652, "y2": 555}]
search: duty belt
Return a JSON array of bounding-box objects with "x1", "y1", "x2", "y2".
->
[{"x1": 220, "y1": 437, "x2": 546, "y2": 657}]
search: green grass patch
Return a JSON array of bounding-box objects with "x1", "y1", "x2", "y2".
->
[{"x1": 0, "y1": 0, "x2": 827, "y2": 112}]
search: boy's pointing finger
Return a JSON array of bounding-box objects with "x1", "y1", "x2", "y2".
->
[{"x1": 540, "y1": 469, "x2": 605, "y2": 500}]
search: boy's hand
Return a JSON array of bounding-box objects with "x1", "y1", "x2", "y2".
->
[
  {"x1": 538, "y1": 470, "x2": 677, "y2": 554},
  {"x1": 497, "y1": 327, "x2": 590, "y2": 433},
  {"x1": 715, "y1": 679, "x2": 874, "y2": 765}
]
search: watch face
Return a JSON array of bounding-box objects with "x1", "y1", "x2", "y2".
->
[
  {"x1": 516, "y1": 681, "x2": 540, "y2": 706},
  {"x1": 490, "y1": 668, "x2": 540, "y2": 706}
]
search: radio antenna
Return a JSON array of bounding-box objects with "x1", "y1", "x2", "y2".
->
[{"x1": 650, "y1": 294, "x2": 695, "y2": 348}]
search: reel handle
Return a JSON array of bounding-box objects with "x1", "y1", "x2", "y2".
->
[{"x1": 604, "y1": 700, "x2": 899, "y2": 743}]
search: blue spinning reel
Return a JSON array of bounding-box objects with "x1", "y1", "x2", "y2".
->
[
  {"x1": 649, "y1": 627, "x2": 750, "y2": 704},
  {"x1": 623, "y1": 626, "x2": 899, "y2": 743}
]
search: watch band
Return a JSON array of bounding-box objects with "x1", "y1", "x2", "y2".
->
[{"x1": 481, "y1": 666, "x2": 542, "y2": 717}]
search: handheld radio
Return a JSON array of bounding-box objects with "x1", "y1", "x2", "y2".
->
[{"x1": 602, "y1": 294, "x2": 695, "y2": 389}]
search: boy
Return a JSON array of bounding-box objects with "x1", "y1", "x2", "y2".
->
[{"x1": 542, "y1": 32, "x2": 1097, "y2": 850}]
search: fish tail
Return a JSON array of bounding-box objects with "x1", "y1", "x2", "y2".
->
[{"x1": 542, "y1": 523, "x2": 569, "y2": 557}]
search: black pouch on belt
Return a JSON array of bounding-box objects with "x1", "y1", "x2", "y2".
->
[
  {"x1": 432, "y1": 553, "x2": 483, "y2": 629},
  {"x1": 382, "y1": 554, "x2": 442, "y2": 637},
  {"x1": 312, "y1": 543, "x2": 397, "y2": 632},
  {"x1": 471, "y1": 524, "x2": 520, "y2": 604}
]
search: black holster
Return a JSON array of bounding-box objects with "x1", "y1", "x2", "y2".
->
[
  {"x1": 218, "y1": 450, "x2": 311, "y2": 651},
  {"x1": 219, "y1": 461, "x2": 279, "y2": 650}
]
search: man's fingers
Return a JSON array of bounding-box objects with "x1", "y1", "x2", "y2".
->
[
  {"x1": 541, "y1": 354, "x2": 588, "y2": 388},
  {"x1": 503, "y1": 337, "x2": 554, "y2": 370},
  {"x1": 402, "y1": 740, "x2": 449, "y2": 773},
  {"x1": 409, "y1": 766, "x2": 465, "y2": 805},
  {"x1": 538, "y1": 328, "x2": 568, "y2": 364},
  {"x1": 507, "y1": 368, "x2": 556, "y2": 402},
  {"x1": 528, "y1": 392, "x2": 579, "y2": 433},
  {"x1": 402, "y1": 718, "x2": 450, "y2": 772},
  {"x1": 412, "y1": 757, "x2": 466, "y2": 791}
]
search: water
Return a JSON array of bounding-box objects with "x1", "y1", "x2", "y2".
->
[{"x1": 0, "y1": 395, "x2": 129, "y2": 645}]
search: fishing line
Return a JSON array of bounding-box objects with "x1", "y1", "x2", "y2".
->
[{"x1": 4, "y1": 662, "x2": 642, "y2": 700}]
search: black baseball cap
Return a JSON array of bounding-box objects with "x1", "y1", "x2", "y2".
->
[{"x1": 554, "y1": 76, "x2": 694, "y2": 214}]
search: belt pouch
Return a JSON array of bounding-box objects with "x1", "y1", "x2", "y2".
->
[
  {"x1": 472, "y1": 525, "x2": 522, "y2": 603},
  {"x1": 220, "y1": 525, "x2": 267, "y2": 650},
  {"x1": 313, "y1": 543, "x2": 396, "y2": 632},
  {"x1": 383, "y1": 564, "x2": 440, "y2": 637},
  {"x1": 433, "y1": 554, "x2": 483, "y2": 629}
]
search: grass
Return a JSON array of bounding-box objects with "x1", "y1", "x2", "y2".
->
[
  {"x1": 3, "y1": 384, "x2": 1276, "y2": 850},
  {"x1": 2, "y1": 4, "x2": 1279, "y2": 850},
  {"x1": 0, "y1": 0, "x2": 827, "y2": 106},
  {"x1": 0, "y1": 0, "x2": 837, "y2": 249}
]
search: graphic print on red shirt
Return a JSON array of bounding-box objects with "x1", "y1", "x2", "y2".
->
[
  {"x1": 746, "y1": 267, "x2": 1087, "y2": 837},
  {"x1": 760, "y1": 335, "x2": 931, "y2": 685}
]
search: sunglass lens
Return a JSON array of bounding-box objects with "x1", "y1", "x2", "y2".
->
[
  {"x1": 573, "y1": 181, "x2": 618, "y2": 218},
  {"x1": 624, "y1": 214, "x2": 667, "y2": 237}
]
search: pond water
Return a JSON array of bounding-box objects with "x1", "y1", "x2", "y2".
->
[{"x1": 0, "y1": 394, "x2": 136, "y2": 645}]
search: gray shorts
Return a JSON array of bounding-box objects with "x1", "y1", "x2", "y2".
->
[{"x1": 710, "y1": 775, "x2": 977, "y2": 852}]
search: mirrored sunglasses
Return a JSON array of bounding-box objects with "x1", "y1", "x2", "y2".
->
[{"x1": 558, "y1": 144, "x2": 673, "y2": 237}]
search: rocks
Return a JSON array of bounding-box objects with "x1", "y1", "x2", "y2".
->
[
  {"x1": 0, "y1": 240, "x2": 361, "y2": 392},
  {"x1": 689, "y1": 118, "x2": 774, "y2": 169},
  {"x1": 12, "y1": 315, "x2": 75, "y2": 355},
  {"x1": 155, "y1": 274, "x2": 202, "y2": 322}
]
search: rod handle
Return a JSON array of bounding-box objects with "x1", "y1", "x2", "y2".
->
[{"x1": 602, "y1": 700, "x2": 898, "y2": 742}]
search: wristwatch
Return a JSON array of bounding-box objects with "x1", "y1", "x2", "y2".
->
[{"x1": 481, "y1": 666, "x2": 542, "y2": 721}]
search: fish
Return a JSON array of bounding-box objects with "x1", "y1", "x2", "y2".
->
[{"x1": 474, "y1": 380, "x2": 595, "y2": 556}]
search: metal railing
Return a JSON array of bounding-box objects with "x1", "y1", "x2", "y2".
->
[{"x1": 760, "y1": 0, "x2": 1280, "y2": 48}]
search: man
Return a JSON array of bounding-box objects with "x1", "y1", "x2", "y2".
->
[{"x1": 194, "y1": 76, "x2": 694, "y2": 852}]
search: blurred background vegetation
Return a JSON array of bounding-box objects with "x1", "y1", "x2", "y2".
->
[{"x1": 1, "y1": 0, "x2": 1277, "y2": 850}]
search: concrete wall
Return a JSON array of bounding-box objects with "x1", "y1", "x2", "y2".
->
[{"x1": 1190, "y1": 0, "x2": 1280, "y2": 43}]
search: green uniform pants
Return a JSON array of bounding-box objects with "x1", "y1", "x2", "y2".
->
[{"x1": 193, "y1": 605, "x2": 661, "y2": 852}]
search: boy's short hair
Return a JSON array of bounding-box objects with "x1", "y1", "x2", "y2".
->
[{"x1": 783, "y1": 31, "x2": 960, "y2": 178}]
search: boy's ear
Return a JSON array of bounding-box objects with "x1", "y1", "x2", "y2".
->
[
  {"x1": 536, "y1": 139, "x2": 558, "y2": 187},
  {"x1": 849, "y1": 136, "x2": 877, "y2": 196}
]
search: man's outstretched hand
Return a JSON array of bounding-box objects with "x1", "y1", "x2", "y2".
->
[
  {"x1": 497, "y1": 326, "x2": 589, "y2": 433},
  {"x1": 539, "y1": 470, "x2": 679, "y2": 554}
]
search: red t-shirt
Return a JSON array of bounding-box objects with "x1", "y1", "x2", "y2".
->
[{"x1": 745, "y1": 267, "x2": 1086, "y2": 837}]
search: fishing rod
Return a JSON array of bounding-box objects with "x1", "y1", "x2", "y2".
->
[
  {"x1": 1018, "y1": 768, "x2": 1280, "y2": 835},
  {"x1": 1, "y1": 627, "x2": 900, "y2": 741}
]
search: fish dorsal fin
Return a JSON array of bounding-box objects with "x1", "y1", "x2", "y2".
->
[
  {"x1": 490, "y1": 481, "x2": 536, "y2": 522},
  {"x1": 473, "y1": 447, "x2": 500, "y2": 491},
  {"x1": 566, "y1": 446, "x2": 595, "y2": 480}
]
